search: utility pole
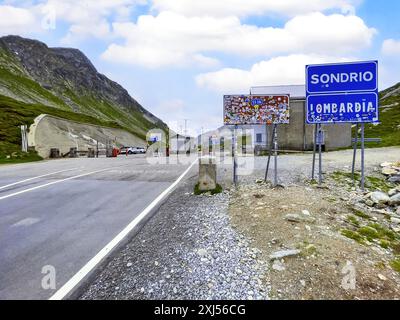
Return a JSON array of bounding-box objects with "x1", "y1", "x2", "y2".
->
[{"x1": 184, "y1": 119, "x2": 188, "y2": 137}]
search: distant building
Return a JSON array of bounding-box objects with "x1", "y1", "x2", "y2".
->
[
  {"x1": 200, "y1": 85, "x2": 352, "y2": 153},
  {"x1": 170, "y1": 133, "x2": 196, "y2": 154}
]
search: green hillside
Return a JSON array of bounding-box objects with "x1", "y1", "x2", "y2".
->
[
  {"x1": 0, "y1": 35, "x2": 168, "y2": 164},
  {"x1": 363, "y1": 82, "x2": 400, "y2": 147},
  {"x1": 0, "y1": 94, "x2": 140, "y2": 164},
  {"x1": 0, "y1": 36, "x2": 167, "y2": 142}
]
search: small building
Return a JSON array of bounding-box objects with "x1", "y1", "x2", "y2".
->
[
  {"x1": 170, "y1": 133, "x2": 196, "y2": 154},
  {"x1": 200, "y1": 85, "x2": 352, "y2": 152}
]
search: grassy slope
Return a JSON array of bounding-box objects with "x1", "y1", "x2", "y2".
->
[
  {"x1": 362, "y1": 82, "x2": 400, "y2": 148},
  {"x1": 0, "y1": 40, "x2": 166, "y2": 163},
  {"x1": 0, "y1": 40, "x2": 165, "y2": 143},
  {"x1": 0, "y1": 94, "x2": 146, "y2": 163}
]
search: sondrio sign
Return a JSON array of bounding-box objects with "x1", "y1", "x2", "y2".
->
[{"x1": 306, "y1": 61, "x2": 379, "y2": 124}]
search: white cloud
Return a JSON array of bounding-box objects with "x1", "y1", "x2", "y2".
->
[
  {"x1": 39, "y1": 0, "x2": 147, "y2": 43},
  {"x1": 102, "y1": 11, "x2": 375, "y2": 68},
  {"x1": 151, "y1": 0, "x2": 359, "y2": 17},
  {"x1": 382, "y1": 39, "x2": 400, "y2": 56},
  {"x1": 195, "y1": 54, "x2": 351, "y2": 93},
  {"x1": 0, "y1": 5, "x2": 39, "y2": 36}
]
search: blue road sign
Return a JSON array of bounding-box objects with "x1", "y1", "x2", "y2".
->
[
  {"x1": 306, "y1": 61, "x2": 378, "y2": 94},
  {"x1": 307, "y1": 92, "x2": 379, "y2": 124},
  {"x1": 306, "y1": 61, "x2": 379, "y2": 124}
]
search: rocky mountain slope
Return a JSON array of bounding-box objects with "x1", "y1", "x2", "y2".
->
[{"x1": 0, "y1": 35, "x2": 166, "y2": 140}]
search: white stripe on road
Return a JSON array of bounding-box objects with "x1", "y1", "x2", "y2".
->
[
  {"x1": 49, "y1": 159, "x2": 198, "y2": 300},
  {"x1": 0, "y1": 168, "x2": 113, "y2": 201},
  {"x1": 0, "y1": 168, "x2": 78, "y2": 191}
]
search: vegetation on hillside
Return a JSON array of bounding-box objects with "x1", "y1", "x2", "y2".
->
[
  {"x1": 362, "y1": 82, "x2": 400, "y2": 147},
  {"x1": 0, "y1": 94, "x2": 147, "y2": 163},
  {"x1": 0, "y1": 36, "x2": 168, "y2": 139}
]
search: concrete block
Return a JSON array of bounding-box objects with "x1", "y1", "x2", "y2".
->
[
  {"x1": 88, "y1": 148, "x2": 95, "y2": 158},
  {"x1": 69, "y1": 147, "x2": 78, "y2": 158},
  {"x1": 49, "y1": 148, "x2": 60, "y2": 158},
  {"x1": 198, "y1": 158, "x2": 217, "y2": 191}
]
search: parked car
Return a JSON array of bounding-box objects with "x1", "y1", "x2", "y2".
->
[
  {"x1": 119, "y1": 146, "x2": 146, "y2": 155},
  {"x1": 132, "y1": 147, "x2": 146, "y2": 154}
]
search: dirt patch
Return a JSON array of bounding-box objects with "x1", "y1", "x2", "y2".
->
[{"x1": 229, "y1": 183, "x2": 400, "y2": 300}]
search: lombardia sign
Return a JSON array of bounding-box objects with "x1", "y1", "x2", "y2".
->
[
  {"x1": 223, "y1": 95, "x2": 290, "y2": 125},
  {"x1": 306, "y1": 61, "x2": 379, "y2": 124}
]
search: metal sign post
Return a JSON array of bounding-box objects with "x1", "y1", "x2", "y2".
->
[
  {"x1": 264, "y1": 124, "x2": 278, "y2": 186},
  {"x1": 318, "y1": 124, "x2": 323, "y2": 185},
  {"x1": 233, "y1": 125, "x2": 238, "y2": 186},
  {"x1": 311, "y1": 124, "x2": 317, "y2": 180},
  {"x1": 264, "y1": 125, "x2": 273, "y2": 182},
  {"x1": 273, "y1": 124, "x2": 278, "y2": 187},
  {"x1": 351, "y1": 124, "x2": 359, "y2": 182},
  {"x1": 361, "y1": 123, "x2": 365, "y2": 191}
]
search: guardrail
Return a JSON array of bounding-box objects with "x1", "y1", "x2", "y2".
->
[{"x1": 352, "y1": 138, "x2": 382, "y2": 143}]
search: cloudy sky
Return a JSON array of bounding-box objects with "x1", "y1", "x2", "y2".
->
[{"x1": 1, "y1": 0, "x2": 400, "y2": 135}]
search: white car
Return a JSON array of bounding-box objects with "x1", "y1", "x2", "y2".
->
[
  {"x1": 119, "y1": 146, "x2": 146, "y2": 155},
  {"x1": 131, "y1": 147, "x2": 146, "y2": 154}
]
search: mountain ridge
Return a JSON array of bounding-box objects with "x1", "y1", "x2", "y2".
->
[{"x1": 0, "y1": 35, "x2": 167, "y2": 138}]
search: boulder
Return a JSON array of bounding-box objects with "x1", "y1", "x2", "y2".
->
[
  {"x1": 365, "y1": 199, "x2": 374, "y2": 207},
  {"x1": 269, "y1": 249, "x2": 300, "y2": 260},
  {"x1": 370, "y1": 191, "x2": 390, "y2": 205},
  {"x1": 388, "y1": 175, "x2": 400, "y2": 183},
  {"x1": 285, "y1": 214, "x2": 301, "y2": 223},
  {"x1": 389, "y1": 193, "x2": 400, "y2": 206},
  {"x1": 382, "y1": 167, "x2": 398, "y2": 176},
  {"x1": 388, "y1": 188, "x2": 398, "y2": 197},
  {"x1": 284, "y1": 214, "x2": 315, "y2": 223},
  {"x1": 391, "y1": 217, "x2": 400, "y2": 225},
  {"x1": 380, "y1": 162, "x2": 393, "y2": 167},
  {"x1": 271, "y1": 260, "x2": 286, "y2": 271}
]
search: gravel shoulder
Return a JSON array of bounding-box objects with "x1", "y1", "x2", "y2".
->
[{"x1": 80, "y1": 172, "x2": 269, "y2": 300}]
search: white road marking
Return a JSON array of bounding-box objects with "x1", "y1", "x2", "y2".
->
[
  {"x1": 12, "y1": 217, "x2": 41, "y2": 227},
  {"x1": 0, "y1": 168, "x2": 78, "y2": 191},
  {"x1": 49, "y1": 159, "x2": 198, "y2": 300},
  {"x1": 0, "y1": 168, "x2": 112, "y2": 201}
]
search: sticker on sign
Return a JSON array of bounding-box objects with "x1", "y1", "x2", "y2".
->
[{"x1": 223, "y1": 95, "x2": 290, "y2": 125}]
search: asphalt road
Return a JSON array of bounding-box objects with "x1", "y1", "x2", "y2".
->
[{"x1": 0, "y1": 155, "x2": 196, "y2": 300}]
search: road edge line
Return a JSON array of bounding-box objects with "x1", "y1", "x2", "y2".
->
[
  {"x1": 0, "y1": 168, "x2": 79, "y2": 191},
  {"x1": 0, "y1": 168, "x2": 112, "y2": 201},
  {"x1": 49, "y1": 158, "x2": 198, "y2": 300}
]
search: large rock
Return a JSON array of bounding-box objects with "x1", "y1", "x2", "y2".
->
[
  {"x1": 382, "y1": 167, "x2": 398, "y2": 176},
  {"x1": 284, "y1": 214, "x2": 315, "y2": 223},
  {"x1": 388, "y1": 175, "x2": 400, "y2": 183},
  {"x1": 389, "y1": 193, "x2": 400, "y2": 206},
  {"x1": 269, "y1": 249, "x2": 300, "y2": 260},
  {"x1": 370, "y1": 191, "x2": 390, "y2": 205},
  {"x1": 272, "y1": 260, "x2": 286, "y2": 271},
  {"x1": 391, "y1": 217, "x2": 400, "y2": 225},
  {"x1": 380, "y1": 162, "x2": 393, "y2": 167}
]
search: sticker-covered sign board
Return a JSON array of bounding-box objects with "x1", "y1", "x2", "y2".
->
[{"x1": 223, "y1": 95, "x2": 290, "y2": 125}]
